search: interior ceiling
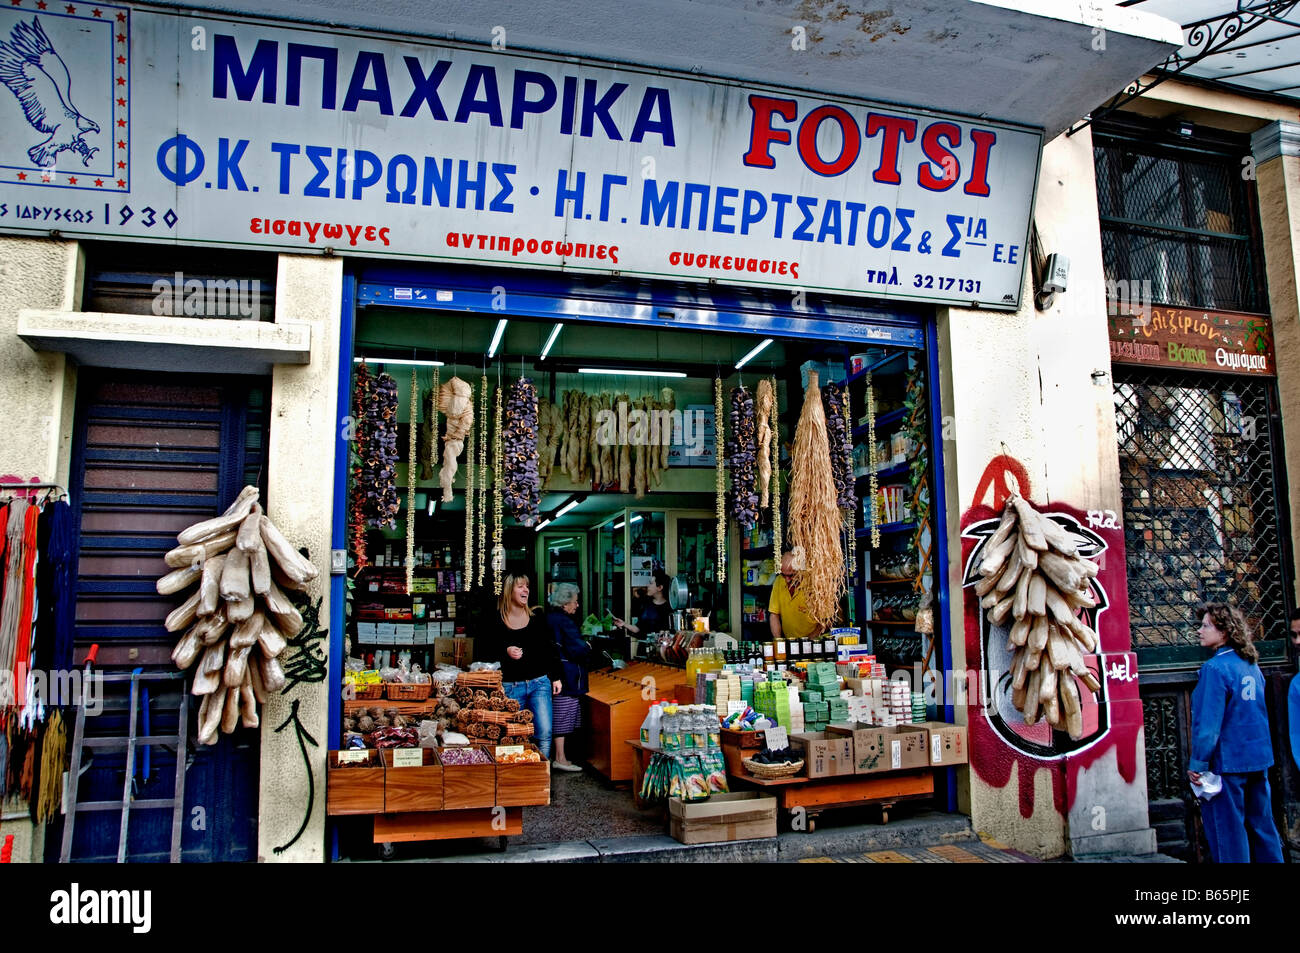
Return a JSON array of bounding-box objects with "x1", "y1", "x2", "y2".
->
[
  {"x1": 147, "y1": 0, "x2": 1180, "y2": 139},
  {"x1": 1117, "y1": 1, "x2": 1300, "y2": 100}
]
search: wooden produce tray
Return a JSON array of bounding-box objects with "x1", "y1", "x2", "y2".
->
[
  {"x1": 344, "y1": 699, "x2": 441, "y2": 716},
  {"x1": 439, "y1": 746, "x2": 497, "y2": 809},
  {"x1": 730, "y1": 768, "x2": 934, "y2": 825},
  {"x1": 381, "y1": 748, "x2": 443, "y2": 813},
  {"x1": 327, "y1": 750, "x2": 385, "y2": 816},
  {"x1": 494, "y1": 745, "x2": 551, "y2": 807}
]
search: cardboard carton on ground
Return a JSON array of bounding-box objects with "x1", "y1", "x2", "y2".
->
[
  {"x1": 911, "y1": 721, "x2": 968, "y2": 766},
  {"x1": 826, "y1": 723, "x2": 929, "y2": 773},
  {"x1": 789, "y1": 731, "x2": 855, "y2": 779},
  {"x1": 668, "y1": 791, "x2": 778, "y2": 844}
]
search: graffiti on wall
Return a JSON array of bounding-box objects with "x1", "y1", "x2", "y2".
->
[
  {"x1": 962, "y1": 458, "x2": 1142, "y2": 818},
  {"x1": 271, "y1": 584, "x2": 327, "y2": 855}
]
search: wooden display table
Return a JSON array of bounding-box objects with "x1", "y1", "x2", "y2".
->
[
  {"x1": 373, "y1": 807, "x2": 523, "y2": 852},
  {"x1": 586, "y1": 663, "x2": 692, "y2": 783}
]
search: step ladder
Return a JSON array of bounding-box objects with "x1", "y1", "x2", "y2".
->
[{"x1": 60, "y1": 670, "x2": 190, "y2": 863}]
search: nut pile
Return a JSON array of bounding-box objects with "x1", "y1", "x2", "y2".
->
[
  {"x1": 975, "y1": 494, "x2": 1103, "y2": 739},
  {"x1": 728, "y1": 386, "x2": 759, "y2": 529},
  {"x1": 503, "y1": 378, "x2": 541, "y2": 526},
  {"x1": 159, "y1": 486, "x2": 319, "y2": 745}
]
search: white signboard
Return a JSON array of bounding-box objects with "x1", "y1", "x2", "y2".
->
[{"x1": 0, "y1": 2, "x2": 1041, "y2": 308}]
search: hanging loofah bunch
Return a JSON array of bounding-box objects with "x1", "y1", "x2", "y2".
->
[
  {"x1": 756, "y1": 379, "x2": 774, "y2": 508},
  {"x1": 786, "y1": 371, "x2": 847, "y2": 626},
  {"x1": 437, "y1": 376, "x2": 473, "y2": 500}
]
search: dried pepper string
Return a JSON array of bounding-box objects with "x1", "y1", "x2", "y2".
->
[
  {"x1": 349, "y1": 362, "x2": 371, "y2": 571},
  {"x1": 867, "y1": 375, "x2": 880, "y2": 550},
  {"x1": 406, "y1": 368, "x2": 418, "y2": 594},
  {"x1": 843, "y1": 388, "x2": 857, "y2": 579}
]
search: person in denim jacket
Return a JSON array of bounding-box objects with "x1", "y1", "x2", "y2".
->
[
  {"x1": 1289, "y1": 609, "x2": 1300, "y2": 772},
  {"x1": 1187, "y1": 603, "x2": 1283, "y2": 863}
]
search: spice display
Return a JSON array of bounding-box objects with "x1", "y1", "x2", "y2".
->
[
  {"x1": 728, "y1": 386, "x2": 759, "y2": 530},
  {"x1": 161, "y1": 486, "x2": 316, "y2": 744},
  {"x1": 786, "y1": 370, "x2": 847, "y2": 626},
  {"x1": 503, "y1": 377, "x2": 541, "y2": 525},
  {"x1": 437, "y1": 376, "x2": 473, "y2": 500},
  {"x1": 495, "y1": 748, "x2": 542, "y2": 763},
  {"x1": 492, "y1": 384, "x2": 505, "y2": 594},
  {"x1": 369, "y1": 726, "x2": 419, "y2": 748},
  {"x1": 976, "y1": 494, "x2": 1103, "y2": 739},
  {"x1": 769, "y1": 375, "x2": 782, "y2": 558},
  {"x1": 438, "y1": 746, "x2": 492, "y2": 765},
  {"x1": 360, "y1": 371, "x2": 401, "y2": 528},
  {"x1": 406, "y1": 368, "x2": 418, "y2": 594},
  {"x1": 714, "y1": 376, "x2": 727, "y2": 585},
  {"x1": 477, "y1": 374, "x2": 489, "y2": 587}
]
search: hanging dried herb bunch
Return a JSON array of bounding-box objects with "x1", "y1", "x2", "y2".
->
[
  {"x1": 349, "y1": 362, "x2": 371, "y2": 570},
  {"x1": 492, "y1": 384, "x2": 505, "y2": 595},
  {"x1": 823, "y1": 381, "x2": 855, "y2": 511},
  {"x1": 786, "y1": 370, "x2": 847, "y2": 626},
  {"x1": 769, "y1": 375, "x2": 782, "y2": 558},
  {"x1": 437, "y1": 376, "x2": 473, "y2": 500},
  {"x1": 463, "y1": 384, "x2": 475, "y2": 591},
  {"x1": 714, "y1": 376, "x2": 726, "y2": 585},
  {"x1": 503, "y1": 377, "x2": 541, "y2": 526},
  {"x1": 406, "y1": 368, "x2": 418, "y2": 594},
  {"x1": 363, "y1": 371, "x2": 401, "y2": 528},
  {"x1": 867, "y1": 376, "x2": 880, "y2": 549},
  {"x1": 477, "y1": 374, "x2": 489, "y2": 587}
]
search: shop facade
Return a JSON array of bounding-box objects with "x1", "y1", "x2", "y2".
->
[{"x1": 0, "y1": 1, "x2": 1189, "y2": 862}]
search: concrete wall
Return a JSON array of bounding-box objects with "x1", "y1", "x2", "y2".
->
[
  {"x1": 936, "y1": 127, "x2": 1153, "y2": 858},
  {"x1": 0, "y1": 236, "x2": 81, "y2": 861},
  {"x1": 256, "y1": 254, "x2": 343, "y2": 862}
]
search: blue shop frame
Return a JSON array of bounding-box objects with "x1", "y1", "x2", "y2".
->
[{"x1": 327, "y1": 264, "x2": 958, "y2": 856}]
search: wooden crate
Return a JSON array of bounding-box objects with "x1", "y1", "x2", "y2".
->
[
  {"x1": 720, "y1": 728, "x2": 766, "y2": 779},
  {"x1": 327, "y1": 750, "x2": 385, "y2": 816},
  {"x1": 494, "y1": 745, "x2": 551, "y2": 807},
  {"x1": 381, "y1": 748, "x2": 443, "y2": 813},
  {"x1": 439, "y1": 746, "x2": 497, "y2": 809},
  {"x1": 585, "y1": 664, "x2": 693, "y2": 782}
]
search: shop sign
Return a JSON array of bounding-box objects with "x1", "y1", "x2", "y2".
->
[
  {"x1": 1108, "y1": 306, "x2": 1274, "y2": 377},
  {"x1": 0, "y1": 3, "x2": 1041, "y2": 309}
]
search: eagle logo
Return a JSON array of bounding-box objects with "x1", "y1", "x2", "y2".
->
[{"x1": 0, "y1": 17, "x2": 100, "y2": 168}]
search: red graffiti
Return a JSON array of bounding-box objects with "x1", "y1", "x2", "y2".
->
[
  {"x1": 971, "y1": 454, "x2": 1031, "y2": 511},
  {"x1": 961, "y1": 496, "x2": 1141, "y2": 821},
  {"x1": 0, "y1": 475, "x2": 40, "y2": 502}
]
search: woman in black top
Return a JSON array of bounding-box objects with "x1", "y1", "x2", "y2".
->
[
  {"x1": 478, "y1": 572, "x2": 563, "y2": 759},
  {"x1": 614, "y1": 570, "x2": 673, "y2": 635}
]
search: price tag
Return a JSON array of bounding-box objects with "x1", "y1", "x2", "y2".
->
[
  {"x1": 766, "y1": 726, "x2": 789, "y2": 751},
  {"x1": 495, "y1": 745, "x2": 524, "y2": 758},
  {"x1": 392, "y1": 749, "x2": 424, "y2": 768},
  {"x1": 727, "y1": 701, "x2": 747, "y2": 717},
  {"x1": 338, "y1": 750, "x2": 369, "y2": 764}
]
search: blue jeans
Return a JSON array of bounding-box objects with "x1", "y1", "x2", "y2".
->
[
  {"x1": 1201, "y1": 771, "x2": 1284, "y2": 863},
  {"x1": 504, "y1": 675, "x2": 553, "y2": 760}
]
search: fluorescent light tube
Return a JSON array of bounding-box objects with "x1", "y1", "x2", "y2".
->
[
  {"x1": 556, "y1": 499, "x2": 581, "y2": 518},
  {"x1": 540, "y1": 323, "x2": 564, "y2": 360},
  {"x1": 488, "y1": 318, "x2": 509, "y2": 358},
  {"x1": 427, "y1": 498, "x2": 437, "y2": 516},
  {"x1": 354, "y1": 357, "x2": 445, "y2": 367},
  {"x1": 734, "y1": 338, "x2": 774, "y2": 369},
  {"x1": 577, "y1": 367, "x2": 687, "y2": 378},
  {"x1": 535, "y1": 519, "x2": 552, "y2": 532}
]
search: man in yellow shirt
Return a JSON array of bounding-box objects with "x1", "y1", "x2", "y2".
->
[{"x1": 769, "y1": 551, "x2": 825, "y2": 643}]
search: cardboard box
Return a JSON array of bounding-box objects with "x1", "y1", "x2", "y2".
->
[
  {"x1": 912, "y1": 721, "x2": 969, "y2": 766},
  {"x1": 434, "y1": 637, "x2": 474, "y2": 668},
  {"x1": 789, "y1": 731, "x2": 855, "y2": 779},
  {"x1": 412, "y1": 624, "x2": 429, "y2": 645},
  {"x1": 356, "y1": 622, "x2": 378, "y2": 645},
  {"x1": 826, "y1": 723, "x2": 929, "y2": 774},
  {"x1": 375, "y1": 622, "x2": 398, "y2": 640},
  {"x1": 393, "y1": 624, "x2": 415, "y2": 646},
  {"x1": 668, "y1": 791, "x2": 777, "y2": 845}
]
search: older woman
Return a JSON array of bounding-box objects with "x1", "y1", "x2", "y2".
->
[
  {"x1": 546, "y1": 583, "x2": 590, "y2": 772},
  {"x1": 1188, "y1": 603, "x2": 1283, "y2": 863}
]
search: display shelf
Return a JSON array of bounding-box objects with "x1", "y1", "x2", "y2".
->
[
  {"x1": 856, "y1": 462, "x2": 910, "y2": 482},
  {"x1": 866, "y1": 578, "x2": 913, "y2": 586},
  {"x1": 843, "y1": 351, "x2": 907, "y2": 386},
  {"x1": 856, "y1": 522, "x2": 916, "y2": 538},
  {"x1": 852, "y1": 408, "x2": 906, "y2": 437},
  {"x1": 866, "y1": 619, "x2": 918, "y2": 626}
]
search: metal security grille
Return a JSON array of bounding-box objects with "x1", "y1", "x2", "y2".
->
[
  {"x1": 1113, "y1": 367, "x2": 1291, "y2": 667},
  {"x1": 1094, "y1": 125, "x2": 1263, "y2": 314},
  {"x1": 1142, "y1": 695, "x2": 1185, "y2": 802}
]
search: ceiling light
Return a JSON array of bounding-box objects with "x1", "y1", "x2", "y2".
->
[
  {"x1": 487, "y1": 318, "x2": 509, "y2": 358},
  {"x1": 577, "y1": 367, "x2": 687, "y2": 378},
  {"x1": 354, "y1": 357, "x2": 445, "y2": 367},
  {"x1": 556, "y1": 499, "x2": 581, "y2": 518},
  {"x1": 427, "y1": 497, "x2": 437, "y2": 516},
  {"x1": 734, "y1": 338, "x2": 774, "y2": 369},
  {"x1": 612, "y1": 514, "x2": 642, "y2": 530},
  {"x1": 540, "y1": 323, "x2": 564, "y2": 360},
  {"x1": 535, "y1": 518, "x2": 552, "y2": 532}
]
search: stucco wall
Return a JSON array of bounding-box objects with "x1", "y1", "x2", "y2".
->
[
  {"x1": 937, "y1": 127, "x2": 1152, "y2": 858},
  {"x1": 257, "y1": 254, "x2": 342, "y2": 863},
  {"x1": 0, "y1": 237, "x2": 81, "y2": 862}
]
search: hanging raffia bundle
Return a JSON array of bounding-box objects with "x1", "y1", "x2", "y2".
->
[
  {"x1": 437, "y1": 376, "x2": 474, "y2": 500},
  {"x1": 756, "y1": 378, "x2": 774, "y2": 507},
  {"x1": 786, "y1": 371, "x2": 846, "y2": 626}
]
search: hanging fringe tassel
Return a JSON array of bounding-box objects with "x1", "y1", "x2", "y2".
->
[{"x1": 35, "y1": 709, "x2": 66, "y2": 823}]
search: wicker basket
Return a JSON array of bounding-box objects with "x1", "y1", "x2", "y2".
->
[
  {"x1": 385, "y1": 682, "x2": 433, "y2": 701},
  {"x1": 348, "y1": 683, "x2": 385, "y2": 701},
  {"x1": 457, "y1": 671, "x2": 504, "y2": 690},
  {"x1": 742, "y1": 757, "x2": 805, "y2": 779}
]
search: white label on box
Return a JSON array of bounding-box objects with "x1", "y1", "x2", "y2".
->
[
  {"x1": 338, "y1": 750, "x2": 368, "y2": 764},
  {"x1": 766, "y1": 727, "x2": 789, "y2": 751},
  {"x1": 891, "y1": 739, "x2": 902, "y2": 770},
  {"x1": 495, "y1": 745, "x2": 524, "y2": 758},
  {"x1": 932, "y1": 734, "x2": 942, "y2": 764},
  {"x1": 727, "y1": 701, "x2": 747, "y2": 717},
  {"x1": 393, "y1": 749, "x2": 423, "y2": 768}
]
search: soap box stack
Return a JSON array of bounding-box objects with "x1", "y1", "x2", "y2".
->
[
  {"x1": 786, "y1": 685, "x2": 805, "y2": 732},
  {"x1": 883, "y1": 681, "x2": 912, "y2": 726},
  {"x1": 755, "y1": 679, "x2": 792, "y2": 727},
  {"x1": 715, "y1": 673, "x2": 742, "y2": 712}
]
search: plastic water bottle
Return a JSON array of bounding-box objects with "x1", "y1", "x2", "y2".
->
[{"x1": 640, "y1": 703, "x2": 662, "y2": 749}]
